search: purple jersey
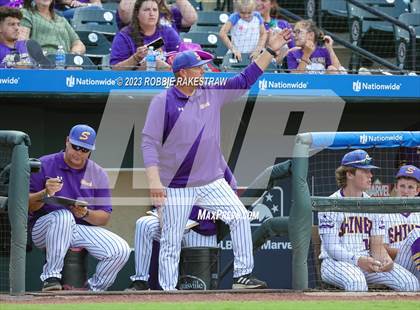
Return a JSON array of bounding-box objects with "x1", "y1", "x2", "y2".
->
[
  {"x1": 287, "y1": 46, "x2": 332, "y2": 71},
  {"x1": 142, "y1": 62, "x2": 263, "y2": 188},
  {"x1": 0, "y1": 40, "x2": 30, "y2": 68},
  {"x1": 29, "y1": 152, "x2": 112, "y2": 227},
  {"x1": 110, "y1": 25, "x2": 180, "y2": 65}
]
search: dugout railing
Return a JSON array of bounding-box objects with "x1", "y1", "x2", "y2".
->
[
  {"x1": 0, "y1": 131, "x2": 34, "y2": 295},
  {"x1": 291, "y1": 131, "x2": 420, "y2": 290}
]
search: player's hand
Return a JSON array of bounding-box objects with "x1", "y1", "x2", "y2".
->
[
  {"x1": 266, "y1": 28, "x2": 292, "y2": 53},
  {"x1": 149, "y1": 181, "x2": 166, "y2": 207},
  {"x1": 357, "y1": 256, "x2": 382, "y2": 273},
  {"x1": 70, "y1": 205, "x2": 88, "y2": 219},
  {"x1": 45, "y1": 177, "x2": 63, "y2": 196},
  {"x1": 378, "y1": 256, "x2": 394, "y2": 272}
]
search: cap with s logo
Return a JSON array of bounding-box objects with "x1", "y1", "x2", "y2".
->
[
  {"x1": 341, "y1": 149, "x2": 379, "y2": 169},
  {"x1": 396, "y1": 165, "x2": 420, "y2": 182},
  {"x1": 69, "y1": 124, "x2": 96, "y2": 150}
]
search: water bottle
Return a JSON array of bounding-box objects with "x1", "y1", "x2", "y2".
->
[
  {"x1": 55, "y1": 45, "x2": 66, "y2": 69},
  {"x1": 146, "y1": 46, "x2": 156, "y2": 71}
]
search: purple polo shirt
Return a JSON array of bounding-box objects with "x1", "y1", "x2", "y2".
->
[
  {"x1": 29, "y1": 151, "x2": 112, "y2": 227},
  {"x1": 110, "y1": 25, "x2": 180, "y2": 65},
  {"x1": 263, "y1": 18, "x2": 295, "y2": 48},
  {"x1": 142, "y1": 62, "x2": 263, "y2": 188},
  {"x1": 0, "y1": 40, "x2": 30, "y2": 68},
  {"x1": 287, "y1": 46, "x2": 332, "y2": 70}
]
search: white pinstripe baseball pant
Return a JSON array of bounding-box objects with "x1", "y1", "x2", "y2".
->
[
  {"x1": 32, "y1": 209, "x2": 131, "y2": 291},
  {"x1": 321, "y1": 258, "x2": 419, "y2": 291},
  {"x1": 394, "y1": 228, "x2": 420, "y2": 280},
  {"x1": 130, "y1": 215, "x2": 217, "y2": 282},
  {"x1": 159, "y1": 178, "x2": 253, "y2": 290}
]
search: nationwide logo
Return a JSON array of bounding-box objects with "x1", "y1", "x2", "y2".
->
[
  {"x1": 352, "y1": 80, "x2": 401, "y2": 92},
  {"x1": 258, "y1": 79, "x2": 308, "y2": 90},
  {"x1": 0, "y1": 76, "x2": 19, "y2": 85},
  {"x1": 65, "y1": 75, "x2": 118, "y2": 88},
  {"x1": 359, "y1": 133, "x2": 403, "y2": 144}
]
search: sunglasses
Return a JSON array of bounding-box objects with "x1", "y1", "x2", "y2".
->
[
  {"x1": 70, "y1": 143, "x2": 91, "y2": 153},
  {"x1": 344, "y1": 156, "x2": 372, "y2": 166}
]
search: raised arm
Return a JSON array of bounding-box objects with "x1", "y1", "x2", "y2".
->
[{"x1": 175, "y1": 0, "x2": 197, "y2": 27}]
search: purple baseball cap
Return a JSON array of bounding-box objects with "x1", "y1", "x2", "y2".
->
[
  {"x1": 341, "y1": 149, "x2": 379, "y2": 169},
  {"x1": 396, "y1": 165, "x2": 420, "y2": 182},
  {"x1": 172, "y1": 51, "x2": 212, "y2": 73},
  {"x1": 68, "y1": 124, "x2": 96, "y2": 150}
]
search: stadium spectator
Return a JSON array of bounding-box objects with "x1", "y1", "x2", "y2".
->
[
  {"x1": 55, "y1": 0, "x2": 103, "y2": 21},
  {"x1": 117, "y1": 0, "x2": 197, "y2": 32},
  {"x1": 0, "y1": 6, "x2": 31, "y2": 68},
  {"x1": 219, "y1": 0, "x2": 267, "y2": 61},
  {"x1": 19, "y1": 0, "x2": 85, "y2": 55},
  {"x1": 384, "y1": 165, "x2": 420, "y2": 280},
  {"x1": 287, "y1": 19, "x2": 345, "y2": 74},
  {"x1": 110, "y1": 0, "x2": 180, "y2": 70},
  {"x1": 256, "y1": 0, "x2": 293, "y2": 47},
  {"x1": 0, "y1": 0, "x2": 23, "y2": 8},
  {"x1": 318, "y1": 149, "x2": 419, "y2": 291}
]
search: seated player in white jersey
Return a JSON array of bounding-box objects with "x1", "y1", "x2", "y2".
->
[
  {"x1": 384, "y1": 165, "x2": 420, "y2": 281},
  {"x1": 127, "y1": 205, "x2": 219, "y2": 290},
  {"x1": 318, "y1": 149, "x2": 419, "y2": 291}
]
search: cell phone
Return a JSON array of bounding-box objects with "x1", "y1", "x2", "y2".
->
[{"x1": 147, "y1": 37, "x2": 164, "y2": 50}]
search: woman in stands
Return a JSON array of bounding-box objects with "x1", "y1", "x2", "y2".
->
[
  {"x1": 19, "y1": 0, "x2": 85, "y2": 54},
  {"x1": 117, "y1": 0, "x2": 197, "y2": 32},
  {"x1": 110, "y1": 0, "x2": 180, "y2": 70},
  {"x1": 287, "y1": 19, "x2": 345, "y2": 74},
  {"x1": 256, "y1": 0, "x2": 293, "y2": 46}
]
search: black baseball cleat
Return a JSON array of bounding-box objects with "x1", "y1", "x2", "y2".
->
[
  {"x1": 126, "y1": 280, "x2": 150, "y2": 291},
  {"x1": 232, "y1": 274, "x2": 267, "y2": 289},
  {"x1": 42, "y1": 277, "x2": 62, "y2": 292},
  {"x1": 26, "y1": 39, "x2": 54, "y2": 69}
]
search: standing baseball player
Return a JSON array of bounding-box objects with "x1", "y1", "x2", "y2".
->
[
  {"x1": 384, "y1": 165, "x2": 420, "y2": 280},
  {"x1": 141, "y1": 28, "x2": 293, "y2": 290},
  {"x1": 318, "y1": 149, "x2": 419, "y2": 291},
  {"x1": 129, "y1": 168, "x2": 236, "y2": 290},
  {"x1": 28, "y1": 124, "x2": 131, "y2": 291}
]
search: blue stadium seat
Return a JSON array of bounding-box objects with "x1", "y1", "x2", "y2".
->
[
  {"x1": 180, "y1": 32, "x2": 228, "y2": 64},
  {"x1": 318, "y1": 0, "x2": 348, "y2": 32},
  {"x1": 71, "y1": 9, "x2": 118, "y2": 38},
  {"x1": 46, "y1": 54, "x2": 97, "y2": 70},
  {"x1": 347, "y1": 0, "x2": 411, "y2": 69},
  {"x1": 394, "y1": 12, "x2": 420, "y2": 71},
  {"x1": 196, "y1": 11, "x2": 229, "y2": 26}
]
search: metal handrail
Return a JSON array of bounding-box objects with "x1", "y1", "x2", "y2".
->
[
  {"x1": 279, "y1": 0, "x2": 416, "y2": 72},
  {"x1": 347, "y1": 0, "x2": 416, "y2": 71}
]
